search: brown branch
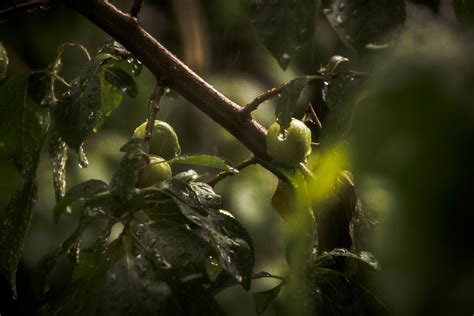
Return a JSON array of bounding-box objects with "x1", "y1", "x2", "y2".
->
[
  {"x1": 143, "y1": 81, "x2": 165, "y2": 154},
  {"x1": 308, "y1": 102, "x2": 322, "y2": 129},
  {"x1": 65, "y1": 0, "x2": 270, "y2": 161},
  {"x1": 207, "y1": 157, "x2": 257, "y2": 187}
]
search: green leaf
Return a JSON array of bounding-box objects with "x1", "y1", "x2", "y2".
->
[
  {"x1": 0, "y1": 42, "x2": 8, "y2": 81},
  {"x1": 28, "y1": 71, "x2": 57, "y2": 108},
  {"x1": 94, "y1": 72, "x2": 123, "y2": 131},
  {"x1": 53, "y1": 179, "x2": 109, "y2": 222},
  {"x1": 0, "y1": 158, "x2": 39, "y2": 297},
  {"x1": 322, "y1": 0, "x2": 405, "y2": 51},
  {"x1": 0, "y1": 74, "x2": 50, "y2": 171},
  {"x1": 162, "y1": 177, "x2": 255, "y2": 290},
  {"x1": 275, "y1": 76, "x2": 312, "y2": 129},
  {"x1": 54, "y1": 53, "x2": 112, "y2": 152},
  {"x1": 104, "y1": 66, "x2": 138, "y2": 98},
  {"x1": 314, "y1": 248, "x2": 380, "y2": 271},
  {"x1": 252, "y1": 282, "x2": 284, "y2": 315},
  {"x1": 250, "y1": 0, "x2": 318, "y2": 69},
  {"x1": 110, "y1": 140, "x2": 146, "y2": 205},
  {"x1": 454, "y1": 0, "x2": 474, "y2": 26},
  {"x1": 170, "y1": 154, "x2": 237, "y2": 173}
]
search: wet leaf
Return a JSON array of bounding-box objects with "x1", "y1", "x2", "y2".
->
[
  {"x1": 252, "y1": 282, "x2": 284, "y2": 315},
  {"x1": 322, "y1": 0, "x2": 405, "y2": 51},
  {"x1": 28, "y1": 71, "x2": 57, "y2": 107},
  {"x1": 103, "y1": 66, "x2": 138, "y2": 98},
  {"x1": 0, "y1": 74, "x2": 50, "y2": 171},
  {"x1": 53, "y1": 179, "x2": 109, "y2": 222},
  {"x1": 170, "y1": 154, "x2": 237, "y2": 173},
  {"x1": 161, "y1": 177, "x2": 255, "y2": 290},
  {"x1": 0, "y1": 42, "x2": 8, "y2": 81},
  {"x1": 0, "y1": 160, "x2": 39, "y2": 297},
  {"x1": 94, "y1": 72, "x2": 123, "y2": 131},
  {"x1": 110, "y1": 139, "x2": 146, "y2": 205},
  {"x1": 54, "y1": 53, "x2": 112, "y2": 152},
  {"x1": 250, "y1": 0, "x2": 318, "y2": 69}
]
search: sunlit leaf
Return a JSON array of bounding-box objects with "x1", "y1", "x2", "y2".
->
[
  {"x1": 103, "y1": 66, "x2": 138, "y2": 98},
  {"x1": 170, "y1": 154, "x2": 237, "y2": 173}
]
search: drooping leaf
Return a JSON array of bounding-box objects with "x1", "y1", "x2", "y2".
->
[
  {"x1": 0, "y1": 158, "x2": 39, "y2": 297},
  {"x1": 0, "y1": 42, "x2": 8, "y2": 81},
  {"x1": 322, "y1": 0, "x2": 405, "y2": 51},
  {"x1": 0, "y1": 74, "x2": 50, "y2": 171},
  {"x1": 161, "y1": 177, "x2": 255, "y2": 290},
  {"x1": 170, "y1": 154, "x2": 237, "y2": 173},
  {"x1": 314, "y1": 248, "x2": 379, "y2": 271},
  {"x1": 53, "y1": 179, "x2": 109, "y2": 222},
  {"x1": 252, "y1": 282, "x2": 284, "y2": 315},
  {"x1": 104, "y1": 66, "x2": 138, "y2": 98},
  {"x1": 49, "y1": 134, "x2": 69, "y2": 216},
  {"x1": 250, "y1": 0, "x2": 319, "y2": 69},
  {"x1": 54, "y1": 53, "x2": 112, "y2": 152},
  {"x1": 454, "y1": 0, "x2": 474, "y2": 26},
  {"x1": 275, "y1": 76, "x2": 312, "y2": 129},
  {"x1": 28, "y1": 71, "x2": 57, "y2": 108},
  {"x1": 94, "y1": 72, "x2": 123, "y2": 131},
  {"x1": 110, "y1": 139, "x2": 146, "y2": 205}
]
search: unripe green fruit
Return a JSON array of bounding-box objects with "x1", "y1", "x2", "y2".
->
[
  {"x1": 137, "y1": 156, "x2": 172, "y2": 187},
  {"x1": 133, "y1": 120, "x2": 181, "y2": 160},
  {"x1": 266, "y1": 118, "x2": 312, "y2": 166}
]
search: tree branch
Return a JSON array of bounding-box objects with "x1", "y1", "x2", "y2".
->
[
  {"x1": 0, "y1": 0, "x2": 52, "y2": 20},
  {"x1": 65, "y1": 0, "x2": 270, "y2": 161}
]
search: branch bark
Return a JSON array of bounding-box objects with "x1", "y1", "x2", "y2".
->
[{"x1": 65, "y1": 0, "x2": 270, "y2": 160}]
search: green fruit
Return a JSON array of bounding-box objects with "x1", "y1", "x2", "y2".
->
[
  {"x1": 133, "y1": 120, "x2": 181, "y2": 160},
  {"x1": 266, "y1": 118, "x2": 312, "y2": 166},
  {"x1": 137, "y1": 156, "x2": 172, "y2": 187}
]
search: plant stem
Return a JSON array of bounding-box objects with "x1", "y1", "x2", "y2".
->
[
  {"x1": 143, "y1": 81, "x2": 165, "y2": 154},
  {"x1": 207, "y1": 157, "x2": 257, "y2": 187}
]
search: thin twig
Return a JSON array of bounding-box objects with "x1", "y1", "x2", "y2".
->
[
  {"x1": 0, "y1": 0, "x2": 52, "y2": 20},
  {"x1": 143, "y1": 81, "x2": 165, "y2": 154},
  {"x1": 207, "y1": 157, "x2": 257, "y2": 187},
  {"x1": 308, "y1": 102, "x2": 322, "y2": 129},
  {"x1": 130, "y1": 0, "x2": 143, "y2": 18},
  {"x1": 242, "y1": 82, "x2": 291, "y2": 116}
]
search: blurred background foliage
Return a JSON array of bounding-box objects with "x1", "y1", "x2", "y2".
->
[{"x1": 1, "y1": 0, "x2": 473, "y2": 315}]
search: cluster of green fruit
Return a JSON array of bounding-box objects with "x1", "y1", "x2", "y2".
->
[{"x1": 132, "y1": 120, "x2": 180, "y2": 187}]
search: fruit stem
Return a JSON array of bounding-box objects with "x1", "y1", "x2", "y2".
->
[
  {"x1": 207, "y1": 157, "x2": 257, "y2": 187},
  {"x1": 143, "y1": 80, "x2": 165, "y2": 155}
]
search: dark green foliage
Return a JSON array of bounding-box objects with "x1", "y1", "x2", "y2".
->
[
  {"x1": 250, "y1": 0, "x2": 319, "y2": 69},
  {"x1": 322, "y1": 0, "x2": 405, "y2": 51},
  {"x1": 0, "y1": 73, "x2": 50, "y2": 296},
  {"x1": 454, "y1": 0, "x2": 474, "y2": 26}
]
